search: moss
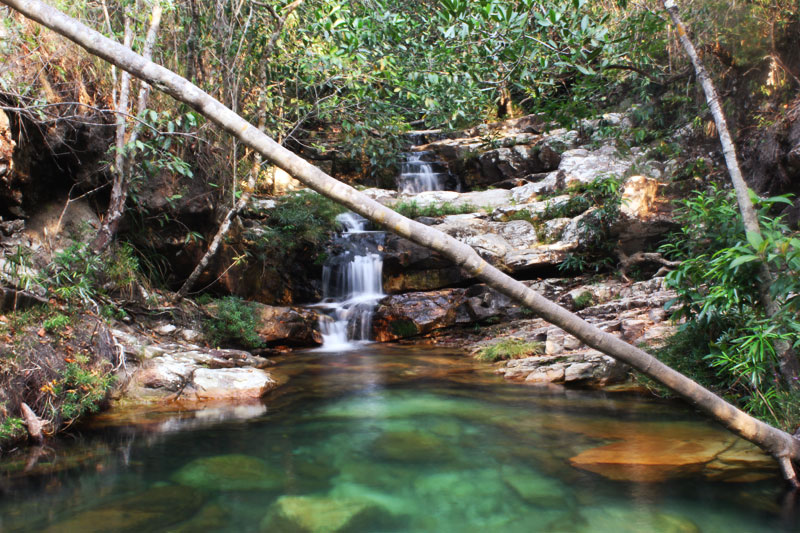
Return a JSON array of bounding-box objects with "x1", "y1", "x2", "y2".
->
[
  {"x1": 390, "y1": 319, "x2": 419, "y2": 338},
  {"x1": 475, "y1": 339, "x2": 545, "y2": 363}
]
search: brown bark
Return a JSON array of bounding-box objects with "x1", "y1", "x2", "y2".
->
[
  {"x1": 662, "y1": 0, "x2": 800, "y2": 385},
  {"x1": 7, "y1": 0, "x2": 800, "y2": 485},
  {"x1": 92, "y1": 1, "x2": 162, "y2": 252},
  {"x1": 20, "y1": 402, "x2": 44, "y2": 443}
]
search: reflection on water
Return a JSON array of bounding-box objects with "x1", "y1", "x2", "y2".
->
[{"x1": 0, "y1": 345, "x2": 797, "y2": 532}]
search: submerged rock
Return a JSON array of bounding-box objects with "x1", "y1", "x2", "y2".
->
[
  {"x1": 172, "y1": 454, "x2": 283, "y2": 491},
  {"x1": 370, "y1": 429, "x2": 452, "y2": 463},
  {"x1": 501, "y1": 467, "x2": 569, "y2": 508},
  {"x1": 568, "y1": 507, "x2": 700, "y2": 533},
  {"x1": 565, "y1": 419, "x2": 777, "y2": 483},
  {"x1": 260, "y1": 494, "x2": 390, "y2": 533},
  {"x1": 43, "y1": 485, "x2": 205, "y2": 533}
]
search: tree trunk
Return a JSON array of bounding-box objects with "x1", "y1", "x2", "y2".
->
[
  {"x1": 177, "y1": 0, "x2": 304, "y2": 297},
  {"x1": 92, "y1": 10, "x2": 133, "y2": 252},
  {"x1": 7, "y1": 0, "x2": 800, "y2": 486},
  {"x1": 662, "y1": 0, "x2": 800, "y2": 385},
  {"x1": 92, "y1": 1, "x2": 162, "y2": 252}
]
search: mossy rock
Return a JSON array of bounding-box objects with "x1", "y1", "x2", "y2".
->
[{"x1": 172, "y1": 454, "x2": 283, "y2": 491}]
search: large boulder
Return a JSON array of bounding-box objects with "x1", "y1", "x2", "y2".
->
[
  {"x1": 382, "y1": 234, "x2": 470, "y2": 293},
  {"x1": 373, "y1": 289, "x2": 467, "y2": 341},
  {"x1": 42, "y1": 485, "x2": 206, "y2": 533},
  {"x1": 115, "y1": 327, "x2": 280, "y2": 404},
  {"x1": 172, "y1": 454, "x2": 283, "y2": 491},
  {"x1": 253, "y1": 303, "x2": 322, "y2": 346}
]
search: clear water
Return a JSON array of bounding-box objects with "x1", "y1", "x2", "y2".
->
[{"x1": 0, "y1": 345, "x2": 797, "y2": 532}]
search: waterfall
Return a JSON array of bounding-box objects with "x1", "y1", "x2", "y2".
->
[
  {"x1": 397, "y1": 151, "x2": 450, "y2": 194},
  {"x1": 316, "y1": 212, "x2": 385, "y2": 350}
]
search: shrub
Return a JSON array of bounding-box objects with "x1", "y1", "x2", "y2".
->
[
  {"x1": 659, "y1": 185, "x2": 800, "y2": 429},
  {"x1": 204, "y1": 296, "x2": 264, "y2": 349},
  {"x1": 43, "y1": 314, "x2": 70, "y2": 333},
  {"x1": 392, "y1": 200, "x2": 476, "y2": 219},
  {"x1": 475, "y1": 339, "x2": 545, "y2": 363}
]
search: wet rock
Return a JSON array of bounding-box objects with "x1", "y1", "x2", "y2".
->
[
  {"x1": 261, "y1": 494, "x2": 389, "y2": 533},
  {"x1": 172, "y1": 454, "x2": 283, "y2": 491},
  {"x1": 382, "y1": 234, "x2": 469, "y2": 293},
  {"x1": 373, "y1": 289, "x2": 466, "y2": 341},
  {"x1": 43, "y1": 485, "x2": 205, "y2": 533},
  {"x1": 253, "y1": 303, "x2": 322, "y2": 346}
]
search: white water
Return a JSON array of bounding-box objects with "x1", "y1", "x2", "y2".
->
[
  {"x1": 317, "y1": 213, "x2": 384, "y2": 350},
  {"x1": 398, "y1": 151, "x2": 448, "y2": 194}
]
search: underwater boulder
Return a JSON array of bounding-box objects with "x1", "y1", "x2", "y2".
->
[{"x1": 172, "y1": 454, "x2": 283, "y2": 491}]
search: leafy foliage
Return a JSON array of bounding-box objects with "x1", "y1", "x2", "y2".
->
[
  {"x1": 204, "y1": 296, "x2": 264, "y2": 349},
  {"x1": 660, "y1": 186, "x2": 800, "y2": 428},
  {"x1": 251, "y1": 190, "x2": 346, "y2": 265},
  {"x1": 556, "y1": 175, "x2": 623, "y2": 273}
]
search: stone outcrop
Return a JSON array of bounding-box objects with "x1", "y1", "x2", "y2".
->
[
  {"x1": 114, "y1": 326, "x2": 279, "y2": 404},
  {"x1": 252, "y1": 303, "x2": 322, "y2": 346},
  {"x1": 373, "y1": 289, "x2": 467, "y2": 342}
]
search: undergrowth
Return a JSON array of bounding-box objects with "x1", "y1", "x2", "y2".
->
[
  {"x1": 657, "y1": 185, "x2": 800, "y2": 429},
  {"x1": 475, "y1": 339, "x2": 545, "y2": 363},
  {"x1": 392, "y1": 200, "x2": 476, "y2": 219},
  {"x1": 203, "y1": 296, "x2": 264, "y2": 349}
]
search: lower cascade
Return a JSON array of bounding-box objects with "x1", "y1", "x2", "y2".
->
[{"x1": 316, "y1": 212, "x2": 385, "y2": 350}]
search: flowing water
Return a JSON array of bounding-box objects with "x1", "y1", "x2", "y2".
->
[
  {"x1": 0, "y1": 345, "x2": 796, "y2": 532},
  {"x1": 397, "y1": 151, "x2": 450, "y2": 194},
  {"x1": 315, "y1": 213, "x2": 385, "y2": 350}
]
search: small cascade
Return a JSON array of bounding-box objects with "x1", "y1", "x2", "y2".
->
[
  {"x1": 397, "y1": 151, "x2": 449, "y2": 194},
  {"x1": 316, "y1": 212, "x2": 385, "y2": 350}
]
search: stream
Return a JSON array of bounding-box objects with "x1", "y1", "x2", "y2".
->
[{"x1": 0, "y1": 345, "x2": 796, "y2": 532}]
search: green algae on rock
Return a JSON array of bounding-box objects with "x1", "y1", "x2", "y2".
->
[{"x1": 172, "y1": 454, "x2": 283, "y2": 491}]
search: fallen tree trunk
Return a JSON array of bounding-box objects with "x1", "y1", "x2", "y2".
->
[{"x1": 5, "y1": 0, "x2": 799, "y2": 485}]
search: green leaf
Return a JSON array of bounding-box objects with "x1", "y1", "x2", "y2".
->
[
  {"x1": 745, "y1": 231, "x2": 764, "y2": 250},
  {"x1": 729, "y1": 254, "x2": 759, "y2": 268}
]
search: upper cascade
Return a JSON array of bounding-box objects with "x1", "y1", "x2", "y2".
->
[{"x1": 397, "y1": 151, "x2": 450, "y2": 194}]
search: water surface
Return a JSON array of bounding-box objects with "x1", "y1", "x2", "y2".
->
[{"x1": 0, "y1": 345, "x2": 796, "y2": 532}]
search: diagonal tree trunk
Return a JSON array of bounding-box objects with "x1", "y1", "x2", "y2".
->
[
  {"x1": 92, "y1": 1, "x2": 163, "y2": 252},
  {"x1": 662, "y1": 0, "x2": 800, "y2": 385},
  {"x1": 6, "y1": 0, "x2": 800, "y2": 486}
]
